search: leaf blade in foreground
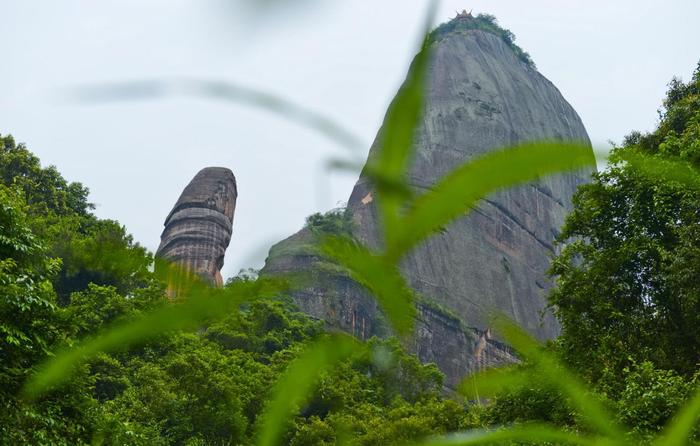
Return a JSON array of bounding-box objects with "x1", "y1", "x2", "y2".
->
[
  {"x1": 491, "y1": 315, "x2": 624, "y2": 440},
  {"x1": 654, "y1": 385, "x2": 700, "y2": 446},
  {"x1": 406, "y1": 423, "x2": 598, "y2": 446},
  {"x1": 320, "y1": 235, "x2": 416, "y2": 336},
  {"x1": 22, "y1": 277, "x2": 288, "y2": 399},
  {"x1": 67, "y1": 78, "x2": 365, "y2": 154},
  {"x1": 367, "y1": 2, "x2": 436, "y2": 242},
  {"x1": 256, "y1": 333, "x2": 358, "y2": 446},
  {"x1": 458, "y1": 365, "x2": 530, "y2": 400},
  {"x1": 619, "y1": 149, "x2": 700, "y2": 189}
]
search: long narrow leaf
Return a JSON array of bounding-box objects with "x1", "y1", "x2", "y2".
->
[
  {"x1": 22, "y1": 276, "x2": 288, "y2": 399},
  {"x1": 67, "y1": 78, "x2": 364, "y2": 153},
  {"x1": 620, "y1": 150, "x2": 700, "y2": 189},
  {"x1": 491, "y1": 315, "x2": 624, "y2": 440},
  {"x1": 320, "y1": 235, "x2": 416, "y2": 336},
  {"x1": 458, "y1": 365, "x2": 530, "y2": 400},
  {"x1": 367, "y1": 1, "x2": 436, "y2": 243},
  {"x1": 406, "y1": 423, "x2": 597, "y2": 445},
  {"x1": 256, "y1": 334, "x2": 359, "y2": 446},
  {"x1": 654, "y1": 385, "x2": 700, "y2": 446},
  {"x1": 388, "y1": 141, "x2": 595, "y2": 260}
]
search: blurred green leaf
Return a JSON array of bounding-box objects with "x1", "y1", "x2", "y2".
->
[
  {"x1": 22, "y1": 267, "x2": 289, "y2": 400},
  {"x1": 67, "y1": 78, "x2": 365, "y2": 153},
  {"x1": 256, "y1": 333, "x2": 359, "y2": 446},
  {"x1": 388, "y1": 142, "x2": 595, "y2": 260},
  {"x1": 458, "y1": 365, "x2": 530, "y2": 400},
  {"x1": 491, "y1": 315, "x2": 624, "y2": 440},
  {"x1": 367, "y1": 1, "x2": 436, "y2": 245},
  {"x1": 654, "y1": 385, "x2": 700, "y2": 446},
  {"x1": 618, "y1": 150, "x2": 700, "y2": 189},
  {"x1": 407, "y1": 423, "x2": 598, "y2": 445},
  {"x1": 320, "y1": 235, "x2": 416, "y2": 336}
]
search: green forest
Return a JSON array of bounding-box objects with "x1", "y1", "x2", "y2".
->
[{"x1": 1, "y1": 7, "x2": 700, "y2": 446}]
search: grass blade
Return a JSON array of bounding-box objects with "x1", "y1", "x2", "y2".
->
[
  {"x1": 388, "y1": 141, "x2": 595, "y2": 260},
  {"x1": 654, "y1": 385, "x2": 700, "y2": 446},
  {"x1": 458, "y1": 365, "x2": 530, "y2": 400},
  {"x1": 406, "y1": 423, "x2": 597, "y2": 445},
  {"x1": 256, "y1": 333, "x2": 359, "y2": 446},
  {"x1": 619, "y1": 150, "x2": 700, "y2": 189},
  {"x1": 366, "y1": 1, "x2": 436, "y2": 243},
  {"x1": 22, "y1": 275, "x2": 288, "y2": 399},
  {"x1": 320, "y1": 235, "x2": 416, "y2": 336},
  {"x1": 66, "y1": 78, "x2": 364, "y2": 153},
  {"x1": 490, "y1": 315, "x2": 624, "y2": 440}
]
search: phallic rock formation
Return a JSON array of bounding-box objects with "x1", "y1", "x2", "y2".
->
[
  {"x1": 262, "y1": 18, "x2": 594, "y2": 387},
  {"x1": 156, "y1": 167, "x2": 237, "y2": 290}
]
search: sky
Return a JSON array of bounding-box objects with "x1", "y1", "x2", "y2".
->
[{"x1": 1, "y1": 0, "x2": 699, "y2": 280}]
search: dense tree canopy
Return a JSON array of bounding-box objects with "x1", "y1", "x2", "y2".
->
[
  {"x1": 0, "y1": 185, "x2": 59, "y2": 388},
  {"x1": 548, "y1": 64, "x2": 700, "y2": 386}
]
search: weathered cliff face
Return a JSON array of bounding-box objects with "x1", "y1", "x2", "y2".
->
[
  {"x1": 347, "y1": 28, "x2": 592, "y2": 340},
  {"x1": 262, "y1": 19, "x2": 593, "y2": 387},
  {"x1": 156, "y1": 167, "x2": 237, "y2": 288}
]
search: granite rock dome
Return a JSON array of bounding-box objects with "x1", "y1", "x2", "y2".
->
[{"x1": 262, "y1": 18, "x2": 594, "y2": 386}]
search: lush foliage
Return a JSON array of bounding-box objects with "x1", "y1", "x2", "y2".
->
[{"x1": 548, "y1": 65, "x2": 700, "y2": 393}]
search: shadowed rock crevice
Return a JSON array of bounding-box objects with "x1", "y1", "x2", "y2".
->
[{"x1": 157, "y1": 167, "x2": 237, "y2": 289}]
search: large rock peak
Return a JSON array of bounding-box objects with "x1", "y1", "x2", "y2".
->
[
  {"x1": 262, "y1": 18, "x2": 593, "y2": 386},
  {"x1": 157, "y1": 167, "x2": 237, "y2": 288},
  {"x1": 346, "y1": 23, "x2": 592, "y2": 339}
]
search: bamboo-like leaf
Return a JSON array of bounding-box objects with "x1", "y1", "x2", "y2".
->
[
  {"x1": 320, "y1": 235, "x2": 416, "y2": 336},
  {"x1": 490, "y1": 315, "x2": 624, "y2": 440},
  {"x1": 388, "y1": 142, "x2": 595, "y2": 260},
  {"x1": 654, "y1": 385, "x2": 700, "y2": 446},
  {"x1": 458, "y1": 365, "x2": 530, "y2": 400},
  {"x1": 66, "y1": 78, "x2": 364, "y2": 153},
  {"x1": 22, "y1": 274, "x2": 288, "y2": 399},
  {"x1": 619, "y1": 150, "x2": 700, "y2": 189},
  {"x1": 405, "y1": 423, "x2": 597, "y2": 445},
  {"x1": 256, "y1": 333, "x2": 359, "y2": 446},
  {"x1": 367, "y1": 1, "x2": 436, "y2": 243},
  {"x1": 327, "y1": 159, "x2": 415, "y2": 200}
]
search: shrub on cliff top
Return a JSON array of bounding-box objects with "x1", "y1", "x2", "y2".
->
[{"x1": 428, "y1": 14, "x2": 535, "y2": 68}]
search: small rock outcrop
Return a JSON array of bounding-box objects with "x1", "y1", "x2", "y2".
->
[
  {"x1": 262, "y1": 17, "x2": 594, "y2": 387},
  {"x1": 156, "y1": 167, "x2": 237, "y2": 289}
]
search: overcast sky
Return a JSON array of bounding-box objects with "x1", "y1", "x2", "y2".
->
[{"x1": 2, "y1": 0, "x2": 699, "y2": 279}]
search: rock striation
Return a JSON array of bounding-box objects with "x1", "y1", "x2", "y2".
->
[
  {"x1": 157, "y1": 167, "x2": 237, "y2": 289},
  {"x1": 262, "y1": 17, "x2": 594, "y2": 387}
]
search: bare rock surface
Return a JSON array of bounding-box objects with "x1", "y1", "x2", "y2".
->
[
  {"x1": 157, "y1": 167, "x2": 237, "y2": 288},
  {"x1": 263, "y1": 20, "x2": 593, "y2": 387}
]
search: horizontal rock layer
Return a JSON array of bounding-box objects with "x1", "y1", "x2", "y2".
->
[{"x1": 157, "y1": 167, "x2": 237, "y2": 289}]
